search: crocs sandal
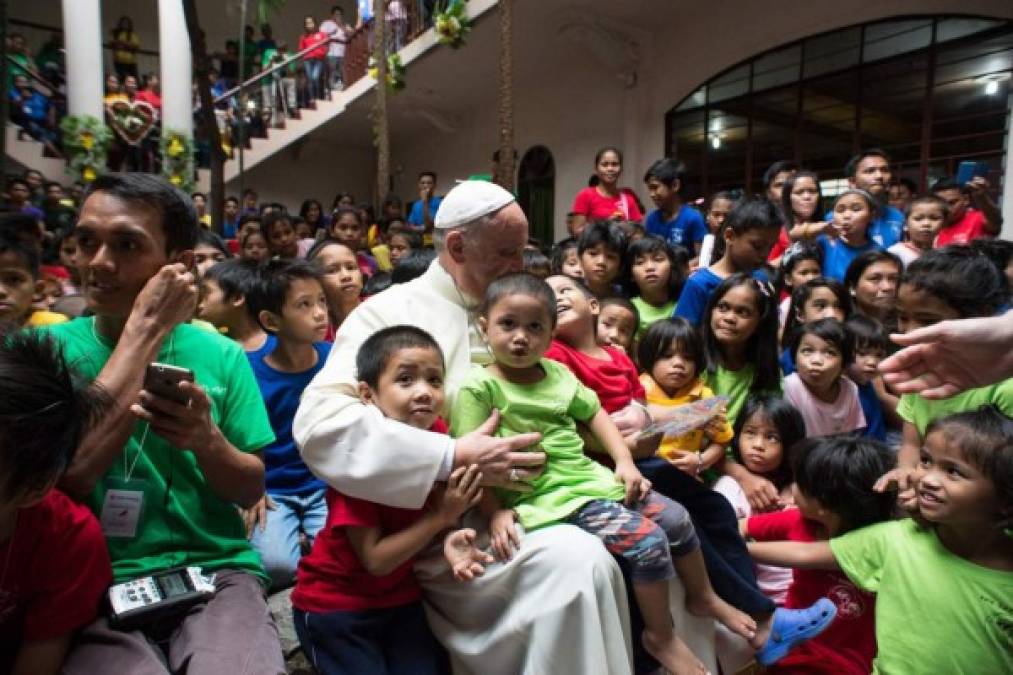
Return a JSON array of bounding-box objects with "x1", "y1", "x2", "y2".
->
[{"x1": 756, "y1": 597, "x2": 837, "y2": 666}]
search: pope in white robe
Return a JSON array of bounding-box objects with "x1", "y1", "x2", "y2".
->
[{"x1": 294, "y1": 182, "x2": 635, "y2": 675}]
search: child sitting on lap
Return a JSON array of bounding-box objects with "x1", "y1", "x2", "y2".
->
[
  {"x1": 450, "y1": 273, "x2": 836, "y2": 673},
  {"x1": 292, "y1": 326, "x2": 481, "y2": 675}
]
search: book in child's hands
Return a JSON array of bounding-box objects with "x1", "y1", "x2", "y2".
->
[{"x1": 639, "y1": 396, "x2": 729, "y2": 438}]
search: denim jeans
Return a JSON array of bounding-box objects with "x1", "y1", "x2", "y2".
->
[
  {"x1": 303, "y1": 59, "x2": 324, "y2": 100},
  {"x1": 326, "y1": 55, "x2": 344, "y2": 89},
  {"x1": 250, "y1": 488, "x2": 327, "y2": 590}
]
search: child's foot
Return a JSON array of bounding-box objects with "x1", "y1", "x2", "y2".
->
[
  {"x1": 755, "y1": 598, "x2": 837, "y2": 666},
  {"x1": 641, "y1": 629, "x2": 709, "y2": 675},
  {"x1": 685, "y1": 591, "x2": 757, "y2": 641}
]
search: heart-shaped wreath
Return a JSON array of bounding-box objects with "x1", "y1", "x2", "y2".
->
[{"x1": 105, "y1": 99, "x2": 157, "y2": 146}]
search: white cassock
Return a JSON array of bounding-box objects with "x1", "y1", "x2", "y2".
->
[{"x1": 294, "y1": 260, "x2": 634, "y2": 675}]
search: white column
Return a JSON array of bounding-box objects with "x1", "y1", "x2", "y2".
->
[
  {"x1": 61, "y1": 0, "x2": 104, "y2": 119},
  {"x1": 1002, "y1": 90, "x2": 1013, "y2": 241},
  {"x1": 157, "y1": 0, "x2": 193, "y2": 137}
]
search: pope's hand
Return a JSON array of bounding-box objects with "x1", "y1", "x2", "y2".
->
[{"x1": 454, "y1": 409, "x2": 544, "y2": 491}]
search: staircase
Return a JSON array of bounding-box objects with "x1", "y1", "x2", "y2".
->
[
  {"x1": 197, "y1": 0, "x2": 499, "y2": 192},
  {"x1": 5, "y1": 123, "x2": 67, "y2": 180}
]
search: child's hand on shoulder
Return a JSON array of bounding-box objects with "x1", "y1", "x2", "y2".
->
[
  {"x1": 434, "y1": 465, "x2": 484, "y2": 527},
  {"x1": 489, "y1": 509, "x2": 521, "y2": 561},
  {"x1": 614, "y1": 460, "x2": 651, "y2": 506},
  {"x1": 444, "y1": 528, "x2": 495, "y2": 582}
]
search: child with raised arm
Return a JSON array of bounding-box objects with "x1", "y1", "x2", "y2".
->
[
  {"x1": 749, "y1": 406, "x2": 1013, "y2": 675},
  {"x1": 292, "y1": 325, "x2": 482, "y2": 675},
  {"x1": 452, "y1": 272, "x2": 836, "y2": 674}
]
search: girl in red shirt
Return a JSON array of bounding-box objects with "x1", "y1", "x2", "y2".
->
[{"x1": 570, "y1": 147, "x2": 644, "y2": 234}]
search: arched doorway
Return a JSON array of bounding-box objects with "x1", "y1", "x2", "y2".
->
[{"x1": 518, "y1": 145, "x2": 555, "y2": 246}]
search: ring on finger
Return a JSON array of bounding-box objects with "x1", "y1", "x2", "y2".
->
[{"x1": 509, "y1": 468, "x2": 519, "y2": 482}]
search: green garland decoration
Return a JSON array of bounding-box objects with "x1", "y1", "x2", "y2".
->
[
  {"x1": 59, "y1": 115, "x2": 113, "y2": 183},
  {"x1": 368, "y1": 53, "x2": 406, "y2": 92},
  {"x1": 160, "y1": 130, "x2": 196, "y2": 193},
  {"x1": 434, "y1": 0, "x2": 470, "y2": 49}
]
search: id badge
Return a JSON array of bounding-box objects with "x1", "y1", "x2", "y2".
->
[{"x1": 100, "y1": 479, "x2": 147, "y2": 538}]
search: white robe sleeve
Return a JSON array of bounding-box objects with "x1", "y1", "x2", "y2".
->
[{"x1": 294, "y1": 286, "x2": 454, "y2": 510}]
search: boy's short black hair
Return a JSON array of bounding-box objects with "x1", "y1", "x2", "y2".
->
[
  {"x1": 905, "y1": 194, "x2": 949, "y2": 221},
  {"x1": 418, "y1": 171, "x2": 437, "y2": 181},
  {"x1": 844, "y1": 149, "x2": 891, "y2": 179},
  {"x1": 789, "y1": 317, "x2": 854, "y2": 366},
  {"x1": 643, "y1": 158, "x2": 686, "y2": 187},
  {"x1": 6, "y1": 177, "x2": 30, "y2": 192},
  {"x1": 0, "y1": 329, "x2": 109, "y2": 502},
  {"x1": 904, "y1": 246, "x2": 1005, "y2": 318},
  {"x1": 480, "y1": 272, "x2": 557, "y2": 328},
  {"x1": 599, "y1": 295, "x2": 639, "y2": 327},
  {"x1": 356, "y1": 325, "x2": 444, "y2": 390},
  {"x1": 85, "y1": 173, "x2": 198, "y2": 254},
  {"x1": 389, "y1": 229, "x2": 422, "y2": 250},
  {"x1": 927, "y1": 405, "x2": 1013, "y2": 529},
  {"x1": 791, "y1": 435, "x2": 896, "y2": 533},
  {"x1": 203, "y1": 258, "x2": 261, "y2": 302},
  {"x1": 391, "y1": 248, "x2": 436, "y2": 284},
  {"x1": 638, "y1": 317, "x2": 703, "y2": 375},
  {"x1": 225, "y1": 196, "x2": 240, "y2": 206},
  {"x1": 577, "y1": 220, "x2": 628, "y2": 257},
  {"x1": 0, "y1": 213, "x2": 44, "y2": 246},
  {"x1": 845, "y1": 314, "x2": 891, "y2": 354},
  {"x1": 930, "y1": 178, "x2": 966, "y2": 194},
  {"x1": 0, "y1": 233, "x2": 40, "y2": 278},
  {"x1": 246, "y1": 259, "x2": 323, "y2": 332}
]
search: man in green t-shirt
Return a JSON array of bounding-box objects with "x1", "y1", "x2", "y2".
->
[{"x1": 41, "y1": 173, "x2": 284, "y2": 674}]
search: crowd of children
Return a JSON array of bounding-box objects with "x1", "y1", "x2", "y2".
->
[{"x1": 1, "y1": 146, "x2": 1012, "y2": 675}]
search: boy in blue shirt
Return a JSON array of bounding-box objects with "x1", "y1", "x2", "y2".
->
[
  {"x1": 245, "y1": 259, "x2": 332, "y2": 589},
  {"x1": 198, "y1": 258, "x2": 275, "y2": 359},
  {"x1": 845, "y1": 315, "x2": 897, "y2": 443},
  {"x1": 643, "y1": 158, "x2": 706, "y2": 258}
]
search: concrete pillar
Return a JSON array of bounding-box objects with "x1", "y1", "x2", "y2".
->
[
  {"x1": 61, "y1": 0, "x2": 104, "y2": 119},
  {"x1": 157, "y1": 0, "x2": 193, "y2": 137}
]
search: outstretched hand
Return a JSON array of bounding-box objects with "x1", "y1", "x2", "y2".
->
[
  {"x1": 444, "y1": 528, "x2": 495, "y2": 582},
  {"x1": 879, "y1": 315, "x2": 1013, "y2": 399}
]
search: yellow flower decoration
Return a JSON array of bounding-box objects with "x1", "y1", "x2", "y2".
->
[
  {"x1": 169, "y1": 174, "x2": 183, "y2": 186},
  {"x1": 167, "y1": 137, "x2": 184, "y2": 157},
  {"x1": 82, "y1": 166, "x2": 97, "y2": 182},
  {"x1": 80, "y1": 132, "x2": 94, "y2": 150}
]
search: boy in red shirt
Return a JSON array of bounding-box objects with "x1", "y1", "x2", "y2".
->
[
  {"x1": 291, "y1": 325, "x2": 482, "y2": 675},
  {"x1": 745, "y1": 435, "x2": 894, "y2": 674},
  {"x1": 932, "y1": 177, "x2": 1001, "y2": 246},
  {"x1": 0, "y1": 330, "x2": 111, "y2": 675}
]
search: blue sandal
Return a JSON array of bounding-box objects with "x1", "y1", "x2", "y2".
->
[{"x1": 756, "y1": 597, "x2": 837, "y2": 666}]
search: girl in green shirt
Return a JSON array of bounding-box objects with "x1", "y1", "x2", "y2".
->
[{"x1": 628, "y1": 235, "x2": 689, "y2": 339}]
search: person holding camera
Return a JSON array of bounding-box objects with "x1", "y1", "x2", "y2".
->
[{"x1": 38, "y1": 174, "x2": 284, "y2": 675}]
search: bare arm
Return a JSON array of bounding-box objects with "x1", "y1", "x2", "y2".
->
[
  {"x1": 747, "y1": 540, "x2": 840, "y2": 570},
  {"x1": 60, "y1": 265, "x2": 194, "y2": 499},
  {"x1": 968, "y1": 177, "x2": 1002, "y2": 235},
  {"x1": 11, "y1": 634, "x2": 73, "y2": 675},
  {"x1": 588, "y1": 408, "x2": 650, "y2": 504},
  {"x1": 346, "y1": 465, "x2": 482, "y2": 576}
]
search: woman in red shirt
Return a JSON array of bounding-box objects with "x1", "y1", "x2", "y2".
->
[
  {"x1": 299, "y1": 16, "x2": 329, "y2": 101},
  {"x1": 571, "y1": 147, "x2": 644, "y2": 235}
]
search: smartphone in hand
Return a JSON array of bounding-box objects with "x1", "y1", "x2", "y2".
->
[{"x1": 143, "y1": 363, "x2": 195, "y2": 405}]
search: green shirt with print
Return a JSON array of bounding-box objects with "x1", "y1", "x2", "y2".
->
[
  {"x1": 703, "y1": 363, "x2": 782, "y2": 429},
  {"x1": 41, "y1": 318, "x2": 275, "y2": 583},
  {"x1": 830, "y1": 518, "x2": 1013, "y2": 675},
  {"x1": 896, "y1": 378, "x2": 1013, "y2": 436},
  {"x1": 451, "y1": 359, "x2": 625, "y2": 530}
]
